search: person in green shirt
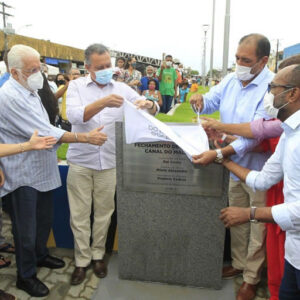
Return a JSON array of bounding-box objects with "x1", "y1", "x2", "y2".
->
[{"x1": 156, "y1": 54, "x2": 177, "y2": 113}]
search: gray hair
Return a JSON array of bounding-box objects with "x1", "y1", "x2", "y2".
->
[
  {"x1": 84, "y1": 43, "x2": 109, "y2": 65},
  {"x1": 8, "y1": 44, "x2": 40, "y2": 71},
  {"x1": 146, "y1": 65, "x2": 154, "y2": 71}
]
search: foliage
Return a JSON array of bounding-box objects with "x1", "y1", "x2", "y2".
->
[{"x1": 190, "y1": 70, "x2": 199, "y2": 75}]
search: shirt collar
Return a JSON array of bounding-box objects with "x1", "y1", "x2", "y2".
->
[
  {"x1": 236, "y1": 65, "x2": 271, "y2": 87},
  {"x1": 85, "y1": 74, "x2": 116, "y2": 87},
  {"x1": 282, "y1": 110, "x2": 300, "y2": 131}
]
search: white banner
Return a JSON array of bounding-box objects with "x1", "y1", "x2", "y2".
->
[{"x1": 124, "y1": 100, "x2": 209, "y2": 160}]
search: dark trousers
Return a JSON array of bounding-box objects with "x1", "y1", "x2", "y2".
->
[
  {"x1": 279, "y1": 259, "x2": 300, "y2": 300},
  {"x1": 3, "y1": 186, "x2": 53, "y2": 278},
  {"x1": 162, "y1": 95, "x2": 173, "y2": 113}
]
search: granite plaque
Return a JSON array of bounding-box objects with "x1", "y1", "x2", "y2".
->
[
  {"x1": 123, "y1": 141, "x2": 223, "y2": 197},
  {"x1": 116, "y1": 122, "x2": 229, "y2": 290}
]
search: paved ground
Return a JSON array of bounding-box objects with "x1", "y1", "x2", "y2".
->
[{"x1": 1, "y1": 212, "x2": 270, "y2": 300}]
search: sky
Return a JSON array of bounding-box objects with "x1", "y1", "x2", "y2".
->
[{"x1": 2, "y1": 0, "x2": 299, "y2": 73}]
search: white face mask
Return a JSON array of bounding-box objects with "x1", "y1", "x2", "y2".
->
[
  {"x1": 18, "y1": 70, "x2": 44, "y2": 91},
  {"x1": 27, "y1": 71, "x2": 44, "y2": 90},
  {"x1": 166, "y1": 61, "x2": 173, "y2": 67},
  {"x1": 235, "y1": 63, "x2": 255, "y2": 81},
  {"x1": 263, "y1": 92, "x2": 278, "y2": 118},
  {"x1": 263, "y1": 90, "x2": 291, "y2": 119}
]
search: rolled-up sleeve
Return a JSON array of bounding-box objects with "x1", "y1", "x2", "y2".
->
[
  {"x1": 250, "y1": 119, "x2": 283, "y2": 140},
  {"x1": 245, "y1": 140, "x2": 283, "y2": 191},
  {"x1": 66, "y1": 81, "x2": 86, "y2": 125},
  {"x1": 272, "y1": 201, "x2": 300, "y2": 231},
  {"x1": 124, "y1": 85, "x2": 160, "y2": 115}
]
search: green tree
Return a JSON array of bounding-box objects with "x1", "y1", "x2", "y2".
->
[{"x1": 190, "y1": 70, "x2": 199, "y2": 75}]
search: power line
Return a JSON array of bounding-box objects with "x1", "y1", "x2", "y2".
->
[{"x1": 0, "y1": 1, "x2": 14, "y2": 28}]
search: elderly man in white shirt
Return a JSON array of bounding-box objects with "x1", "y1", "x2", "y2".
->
[
  {"x1": 66, "y1": 43, "x2": 158, "y2": 285},
  {"x1": 219, "y1": 64, "x2": 300, "y2": 300},
  {"x1": 0, "y1": 44, "x2": 107, "y2": 298}
]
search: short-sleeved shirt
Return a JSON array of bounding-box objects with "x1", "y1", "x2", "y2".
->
[
  {"x1": 179, "y1": 87, "x2": 189, "y2": 103},
  {"x1": 156, "y1": 67, "x2": 177, "y2": 96},
  {"x1": 124, "y1": 69, "x2": 142, "y2": 92}
]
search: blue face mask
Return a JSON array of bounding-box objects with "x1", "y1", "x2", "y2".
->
[{"x1": 95, "y1": 68, "x2": 113, "y2": 85}]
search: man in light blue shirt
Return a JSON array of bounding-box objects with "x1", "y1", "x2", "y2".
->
[
  {"x1": 0, "y1": 44, "x2": 107, "y2": 297},
  {"x1": 220, "y1": 64, "x2": 300, "y2": 300},
  {"x1": 191, "y1": 34, "x2": 274, "y2": 299}
]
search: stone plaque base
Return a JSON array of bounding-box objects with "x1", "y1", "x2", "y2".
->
[{"x1": 116, "y1": 122, "x2": 228, "y2": 289}]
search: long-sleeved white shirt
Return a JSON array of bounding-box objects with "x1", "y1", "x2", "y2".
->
[
  {"x1": 246, "y1": 109, "x2": 300, "y2": 270},
  {"x1": 66, "y1": 76, "x2": 149, "y2": 170}
]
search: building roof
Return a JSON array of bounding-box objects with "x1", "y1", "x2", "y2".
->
[{"x1": 0, "y1": 31, "x2": 84, "y2": 62}]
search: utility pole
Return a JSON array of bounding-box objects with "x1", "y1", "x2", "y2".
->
[
  {"x1": 0, "y1": 2, "x2": 14, "y2": 56},
  {"x1": 209, "y1": 0, "x2": 216, "y2": 86},
  {"x1": 222, "y1": 0, "x2": 230, "y2": 78},
  {"x1": 202, "y1": 24, "x2": 209, "y2": 86},
  {"x1": 274, "y1": 39, "x2": 279, "y2": 73}
]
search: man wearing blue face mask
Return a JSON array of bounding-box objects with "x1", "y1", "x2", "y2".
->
[
  {"x1": 66, "y1": 43, "x2": 159, "y2": 285},
  {"x1": 190, "y1": 34, "x2": 274, "y2": 300}
]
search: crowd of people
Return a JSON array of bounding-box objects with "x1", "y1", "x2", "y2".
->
[{"x1": 0, "y1": 32, "x2": 299, "y2": 300}]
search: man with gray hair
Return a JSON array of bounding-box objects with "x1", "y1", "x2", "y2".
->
[
  {"x1": 139, "y1": 65, "x2": 159, "y2": 94},
  {"x1": 66, "y1": 43, "x2": 159, "y2": 285},
  {"x1": 0, "y1": 44, "x2": 107, "y2": 297}
]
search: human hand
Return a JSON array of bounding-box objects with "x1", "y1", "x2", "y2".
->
[
  {"x1": 201, "y1": 117, "x2": 224, "y2": 132},
  {"x1": 192, "y1": 150, "x2": 217, "y2": 165},
  {"x1": 29, "y1": 130, "x2": 57, "y2": 150},
  {"x1": 0, "y1": 169, "x2": 5, "y2": 187},
  {"x1": 134, "y1": 99, "x2": 154, "y2": 110},
  {"x1": 103, "y1": 94, "x2": 124, "y2": 108},
  {"x1": 205, "y1": 127, "x2": 223, "y2": 141},
  {"x1": 189, "y1": 93, "x2": 203, "y2": 111},
  {"x1": 219, "y1": 207, "x2": 250, "y2": 228},
  {"x1": 87, "y1": 126, "x2": 107, "y2": 146}
]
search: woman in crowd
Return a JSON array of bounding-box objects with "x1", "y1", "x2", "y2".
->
[
  {"x1": 142, "y1": 79, "x2": 162, "y2": 107},
  {"x1": 38, "y1": 73, "x2": 59, "y2": 126},
  {"x1": 113, "y1": 57, "x2": 126, "y2": 82},
  {"x1": 124, "y1": 57, "x2": 142, "y2": 92}
]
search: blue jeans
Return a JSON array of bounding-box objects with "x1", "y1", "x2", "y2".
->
[
  {"x1": 162, "y1": 95, "x2": 173, "y2": 113},
  {"x1": 279, "y1": 259, "x2": 300, "y2": 300},
  {"x1": 3, "y1": 187, "x2": 53, "y2": 278}
]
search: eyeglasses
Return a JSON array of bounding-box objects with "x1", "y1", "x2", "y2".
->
[
  {"x1": 268, "y1": 83, "x2": 295, "y2": 93},
  {"x1": 19, "y1": 67, "x2": 42, "y2": 75}
]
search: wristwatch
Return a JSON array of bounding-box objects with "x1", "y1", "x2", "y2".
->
[
  {"x1": 249, "y1": 206, "x2": 258, "y2": 223},
  {"x1": 214, "y1": 149, "x2": 224, "y2": 163}
]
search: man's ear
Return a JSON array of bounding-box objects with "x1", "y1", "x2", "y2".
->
[
  {"x1": 10, "y1": 68, "x2": 19, "y2": 80},
  {"x1": 261, "y1": 56, "x2": 269, "y2": 66},
  {"x1": 289, "y1": 87, "x2": 300, "y2": 103}
]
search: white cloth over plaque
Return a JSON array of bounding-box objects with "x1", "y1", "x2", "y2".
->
[{"x1": 124, "y1": 100, "x2": 209, "y2": 160}]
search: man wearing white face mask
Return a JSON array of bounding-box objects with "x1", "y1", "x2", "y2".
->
[
  {"x1": 0, "y1": 44, "x2": 108, "y2": 297},
  {"x1": 66, "y1": 43, "x2": 159, "y2": 285},
  {"x1": 220, "y1": 63, "x2": 300, "y2": 300},
  {"x1": 190, "y1": 34, "x2": 274, "y2": 300},
  {"x1": 156, "y1": 54, "x2": 177, "y2": 113}
]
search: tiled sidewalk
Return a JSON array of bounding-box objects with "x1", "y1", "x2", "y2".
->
[{"x1": 1, "y1": 211, "x2": 270, "y2": 300}]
